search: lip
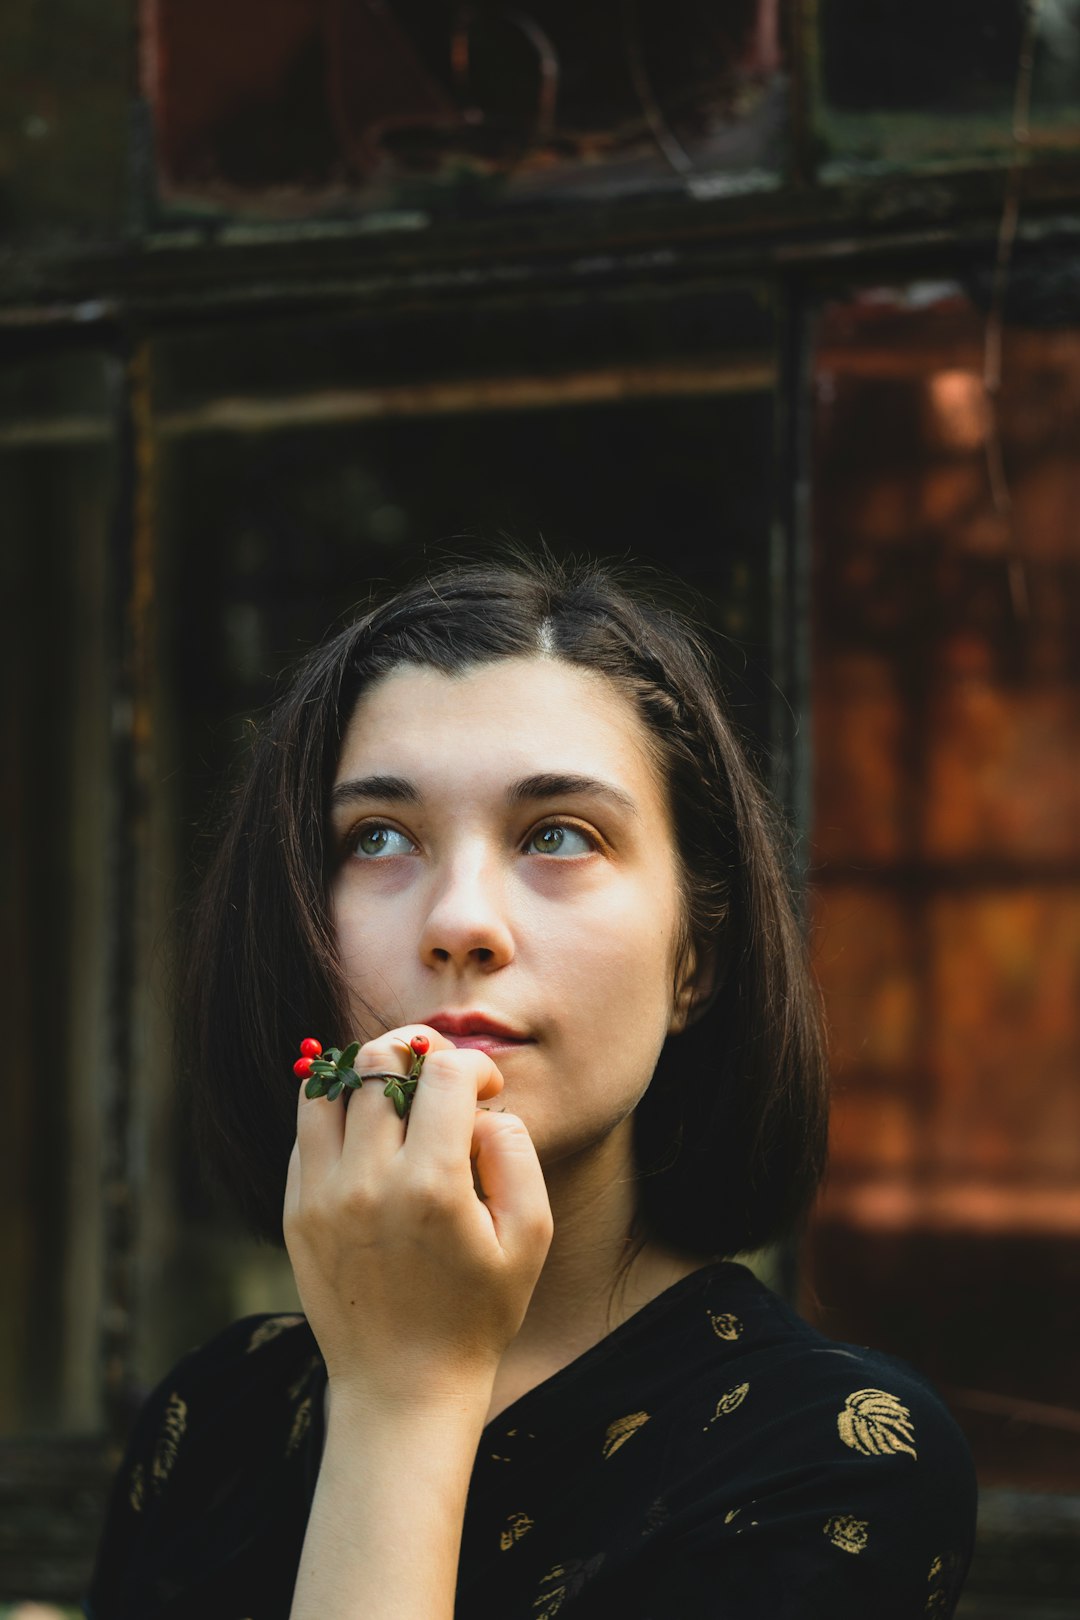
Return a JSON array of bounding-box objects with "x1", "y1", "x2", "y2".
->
[
  {"x1": 424, "y1": 1011, "x2": 532, "y2": 1043},
  {"x1": 441, "y1": 1033, "x2": 530, "y2": 1055}
]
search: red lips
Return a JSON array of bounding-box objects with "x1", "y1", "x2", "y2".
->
[{"x1": 423, "y1": 1011, "x2": 530, "y2": 1041}]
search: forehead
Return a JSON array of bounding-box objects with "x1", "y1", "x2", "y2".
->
[{"x1": 335, "y1": 655, "x2": 667, "y2": 811}]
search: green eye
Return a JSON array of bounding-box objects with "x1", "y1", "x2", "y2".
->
[
  {"x1": 527, "y1": 824, "x2": 594, "y2": 856},
  {"x1": 351, "y1": 824, "x2": 412, "y2": 858}
]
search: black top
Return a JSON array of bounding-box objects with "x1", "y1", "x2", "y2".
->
[{"x1": 84, "y1": 1260, "x2": 977, "y2": 1619}]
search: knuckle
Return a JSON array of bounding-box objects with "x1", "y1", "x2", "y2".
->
[
  {"x1": 295, "y1": 1196, "x2": 333, "y2": 1238},
  {"x1": 524, "y1": 1214, "x2": 555, "y2": 1255},
  {"x1": 417, "y1": 1048, "x2": 458, "y2": 1084},
  {"x1": 426, "y1": 1046, "x2": 490, "y2": 1087},
  {"x1": 340, "y1": 1177, "x2": 380, "y2": 1219},
  {"x1": 360, "y1": 1037, "x2": 404, "y2": 1068},
  {"x1": 404, "y1": 1170, "x2": 454, "y2": 1215}
]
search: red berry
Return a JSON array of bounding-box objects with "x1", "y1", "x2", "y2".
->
[
  {"x1": 299, "y1": 1037, "x2": 322, "y2": 1058},
  {"x1": 294, "y1": 1057, "x2": 314, "y2": 1079},
  {"x1": 410, "y1": 1034, "x2": 430, "y2": 1055}
]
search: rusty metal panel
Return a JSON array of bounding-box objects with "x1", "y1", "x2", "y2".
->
[
  {"x1": 805, "y1": 284, "x2": 1080, "y2": 1495},
  {"x1": 142, "y1": 0, "x2": 787, "y2": 217}
]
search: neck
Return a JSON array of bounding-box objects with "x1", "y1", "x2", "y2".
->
[{"x1": 497, "y1": 1118, "x2": 705, "y2": 1371}]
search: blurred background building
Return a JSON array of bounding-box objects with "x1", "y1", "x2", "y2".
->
[{"x1": 1, "y1": 2, "x2": 1078, "y2": 1613}]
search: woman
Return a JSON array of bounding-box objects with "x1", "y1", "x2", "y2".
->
[{"x1": 85, "y1": 549, "x2": 977, "y2": 1618}]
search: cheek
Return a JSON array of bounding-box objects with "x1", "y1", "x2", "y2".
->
[
  {"x1": 329, "y1": 894, "x2": 355, "y2": 965},
  {"x1": 562, "y1": 889, "x2": 680, "y2": 1029},
  {"x1": 330, "y1": 891, "x2": 391, "y2": 988}
]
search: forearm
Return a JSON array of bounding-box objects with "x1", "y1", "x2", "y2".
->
[{"x1": 289, "y1": 1382, "x2": 492, "y2": 1620}]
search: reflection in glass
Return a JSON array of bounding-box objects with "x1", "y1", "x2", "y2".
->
[
  {"x1": 806, "y1": 288, "x2": 1080, "y2": 1490},
  {"x1": 144, "y1": 0, "x2": 786, "y2": 215},
  {"x1": 815, "y1": 0, "x2": 1080, "y2": 174}
]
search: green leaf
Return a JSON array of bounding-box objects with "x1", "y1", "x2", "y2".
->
[
  {"x1": 309, "y1": 1059, "x2": 337, "y2": 1078},
  {"x1": 342, "y1": 1071, "x2": 362, "y2": 1089},
  {"x1": 305, "y1": 1076, "x2": 328, "y2": 1099},
  {"x1": 327, "y1": 1079, "x2": 343, "y2": 1102},
  {"x1": 339, "y1": 1040, "x2": 361, "y2": 1068},
  {"x1": 324, "y1": 1047, "x2": 342, "y2": 1064}
]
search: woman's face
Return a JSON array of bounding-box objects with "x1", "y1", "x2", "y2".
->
[{"x1": 327, "y1": 654, "x2": 694, "y2": 1168}]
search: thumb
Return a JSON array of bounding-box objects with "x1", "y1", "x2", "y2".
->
[{"x1": 471, "y1": 1108, "x2": 553, "y2": 1269}]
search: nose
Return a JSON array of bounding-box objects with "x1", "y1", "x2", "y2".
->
[{"x1": 418, "y1": 843, "x2": 515, "y2": 972}]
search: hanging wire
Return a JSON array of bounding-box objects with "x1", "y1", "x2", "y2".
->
[
  {"x1": 982, "y1": 0, "x2": 1043, "y2": 625},
  {"x1": 451, "y1": 6, "x2": 560, "y2": 149},
  {"x1": 621, "y1": 0, "x2": 697, "y2": 177}
]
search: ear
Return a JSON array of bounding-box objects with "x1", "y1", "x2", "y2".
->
[{"x1": 668, "y1": 941, "x2": 721, "y2": 1035}]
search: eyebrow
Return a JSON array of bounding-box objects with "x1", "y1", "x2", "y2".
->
[
  {"x1": 330, "y1": 774, "x2": 420, "y2": 812},
  {"x1": 329, "y1": 771, "x2": 639, "y2": 820}
]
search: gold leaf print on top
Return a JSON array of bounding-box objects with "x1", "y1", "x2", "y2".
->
[
  {"x1": 824, "y1": 1515, "x2": 870, "y2": 1555},
  {"x1": 602, "y1": 1411, "x2": 650, "y2": 1458},
  {"x1": 837, "y1": 1388, "x2": 918, "y2": 1460},
  {"x1": 490, "y1": 1425, "x2": 536, "y2": 1463},
  {"x1": 151, "y1": 1393, "x2": 188, "y2": 1494},
  {"x1": 641, "y1": 1496, "x2": 669, "y2": 1540},
  {"x1": 723, "y1": 1500, "x2": 760, "y2": 1534},
  {"x1": 287, "y1": 1353, "x2": 322, "y2": 1403},
  {"x1": 129, "y1": 1461, "x2": 146, "y2": 1513},
  {"x1": 704, "y1": 1381, "x2": 749, "y2": 1429},
  {"x1": 246, "y1": 1314, "x2": 304, "y2": 1354},
  {"x1": 708, "y1": 1311, "x2": 744, "y2": 1342},
  {"x1": 286, "y1": 1395, "x2": 313, "y2": 1458},
  {"x1": 533, "y1": 1565, "x2": 567, "y2": 1618},
  {"x1": 926, "y1": 1551, "x2": 964, "y2": 1616},
  {"x1": 533, "y1": 1555, "x2": 604, "y2": 1616},
  {"x1": 499, "y1": 1511, "x2": 534, "y2": 1550}
]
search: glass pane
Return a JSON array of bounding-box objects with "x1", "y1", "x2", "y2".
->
[
  {"x1": 813, "y1": 0, "x2": 1080, "y2": 174},
  {"x1": 805, "y1": 287, "x2": 1080, "y2": 1491},
  {"x1": 143, "y1": 0, "x2": 786, "y2": 221},
  {"x1": 0, "y1": 0, "x2": 130, "y2": 247},
  {"x1": 137, "y1": 293, "x2": 779, "y2": 1384},
  {"x1": 0, "y1": 347, "x2": 117, "y2": 1433}
]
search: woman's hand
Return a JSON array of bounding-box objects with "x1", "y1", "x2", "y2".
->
[{"x1": 283, "y1": 1025, "x2": 554, "y2": 1418}]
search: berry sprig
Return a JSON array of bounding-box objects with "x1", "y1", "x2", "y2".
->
[{"x1": 293, "y1": 1035, "x2": 430, "y2": 1118}]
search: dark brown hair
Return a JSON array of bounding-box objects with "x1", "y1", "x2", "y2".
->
[{"x1": 176, "y1": 546, "x2": 828, "y2": 1266}]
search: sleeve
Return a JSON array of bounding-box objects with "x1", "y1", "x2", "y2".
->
[
  {"x1": 633, "y1": 1368, "x2": 979, "y2": 1620},
  {"x1": 82, "y1": 1352, "x2": 199, "y2": 1620},
  {"x1": 82, "y1": 1312, "x2": 310, "y2": 1620}
]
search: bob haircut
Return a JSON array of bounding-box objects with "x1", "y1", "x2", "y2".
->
[{"x1": 176, "y1": 547, "x2": 828, "y2": 1266}]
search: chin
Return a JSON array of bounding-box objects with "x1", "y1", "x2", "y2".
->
[{"x1": 529, "y1": 1110, "x2": 636, "y2": 1175}]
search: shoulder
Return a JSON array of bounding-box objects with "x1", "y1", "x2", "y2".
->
[
  {"x1": 156, "y1": 1308, "x2": 318, "y2": 1387},
  {"x1": 129, "y1": 1312, "x2": 315, "y2": 1435},
  {"x1": 731, "y1": 1275, "x2": 973, "y2": 1479},
  {"x1": 692, "y1": 1265, "x2": 976, "y2": 1488},
  {"x1": 652, "y1": 1265, "x2": 978, "y2": 1616},
  {"x1": 690, "y1": 1265, "x2": 966, "y2": 1436},
  {"x1": 127, "y1": 1310, "x2": 321, "y2": 1491},
  {"x1": 86, "y1": 1314, "x2": 322, "y2": 1617}
]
